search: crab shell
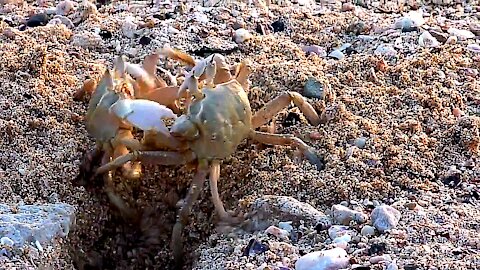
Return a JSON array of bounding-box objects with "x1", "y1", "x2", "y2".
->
[{"x1": 170, "y1": 79, "x2": 252, "y2": 160}]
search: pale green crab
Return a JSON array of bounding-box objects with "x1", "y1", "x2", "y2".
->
[{"x1": 78, "y1": 47, "x2": 323, "y2": 266}]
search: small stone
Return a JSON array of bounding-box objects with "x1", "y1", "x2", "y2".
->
[
  {"x1": 26, "y1": 13, "x2": 48, "y2": 27},
  {"x1": 354, "y1": 137, "x2": 367, "y2": 149},
  {"x1": 99, "y1": 29, "x2": 112, "y2": 39},
  {"x1": 139, "y1": 36, "x2": 152, "y2": 46},
  {"x1": 341, "y1": 3, "x2": 355, "y2": 12},
  {"x1": 302, "y1": 45, "x2": 327, "y2": 57},
  {"x1": 271, "y1": 20, "x2": 285, "y2": 32},
  {"x1": 452, "y1": 108, "x2": 462, "y2": 117},
  {"x1": 303, "y1": 77, "x2": 324, "y2": 99},
  {"x1": 328, "y1": 225, "x2": 351, "y2": 239},
  {"x1": 419, "y1": 31, "x2": 440, "y2": 48},
  {"x1": 233, "y1": 28, "x2": 252, "y2": 43},
  {"x1": 0, "y1": 237, "x2": 14, "y2": 246},
  {"x1": 265, "y1": 225, "x2": 289, "y2": 240},
  {"x1": 328, "y1": 50, "x2": 344, "y2": 60},
  {"x1": 56, "y1": 0, "x2": 75, "y2": 16},
  {"x1": 374, "y1": 45, "x2": 397, "y2": 57},
  {"x1": 278, "y1": 221, "x2": 293, "y2": 232},
  {"x1": 18, "y1": 168, "x2": 26, "y2": 176},
  {"x1": 232, "y1": 20, "x2": 245, "y2": 30},
  {"x1": 243, "y1": 239, "x2": 269, "y2": 256},
  {"x1": 445, "y1": 36, "x2": 458, "y2": 45},
  {"x1": 346, "y1": 22, "x2": 368, "y2": 36},
  {"x1": 332, "y1": 204, "x2": 368, "y2": 225},
  {"x1": 370, "y1": 254, "x2": 391, "y2": 264},
  {"x1": 447, "y1": 28, "x2": 475, "y2": 40},
  {"x1": 429, "y1": 30, "x2": 449, "y2": 43},
  {"x1": 309, "y1": 132, "x2": 322, "y2": 140},
  {"x1": 295, "y1": 248, "x2": 350, "y2": 270},
  {"x1": 361, "y1": 225, "x2": 375, "y2": 237},
  {"x1": 466, "y1": 44, "x2": 480, "y2": 53},
  {"x1": 371, "y1": 205, "x2": 401, "y2": 233},
  {"x1": 122, "y1": 16, "x2": 137, "y2": 38},
  {"x1": 387, "y1": 260, "x2": 399, "y2": 270},
  {"x1": 405, "y1": 202, "x2": 417, "y2": 210}
]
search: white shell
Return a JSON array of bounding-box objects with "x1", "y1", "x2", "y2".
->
[
  {"x1": 295, "y1": 247, "x2": 350, "y2": 270},
  {"x1": 110, "y1": 99, "x2": 177, "y2": 134}
]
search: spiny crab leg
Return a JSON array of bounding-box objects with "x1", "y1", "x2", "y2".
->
[
  {"x1": 94, "y1": 150, "x2": 196, "y2": 176},
  {"x1": 251, "y1": 91, "x2": 321, "y2": 128},
  {"x1": 249, "y1": 131, "x2": 325, "y2": 170},
  {"x1": 171, "y1": 161, "x2": 209, "y2": 267}
]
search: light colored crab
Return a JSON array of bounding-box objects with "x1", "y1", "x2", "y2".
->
[{"x1": 92, "y1": 46, "x2": 323, "y2": 265}]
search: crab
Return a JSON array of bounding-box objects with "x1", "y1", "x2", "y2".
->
[{"x1": 88, "y1": 46, "x2": 324, "y2": 266}]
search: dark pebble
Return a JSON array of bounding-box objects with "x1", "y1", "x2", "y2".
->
[
  {"x1": 402, "y1": 26, "x2": 418, "y2": 32},
  {"x1": 352, "y1": 267, "x2": 371, "y2": 270},
  {"x1": 0, "y1": 17, "x2": 15, "y2": 27},
  {"x1": 271, "y1": 20, "x2": 285, "y2": 32},
  {"x1": 368, "y1": 243, "x2": 386, "y2": 255},
  {"x1": 404, "y1": 264, "x2": 419, "y2": 270},
  {"x1": 442, "y1": 173, "x2": 461, "y2": 188},
  {"x1": 243, "y1": 239, "x2": 269, "y2": 256},
  {"x1": 99, "y1": 29, "x2": 112, "y2": 39},
  {"x1": 303, "y1": 77, "x2": 325, "y2": 99},
  {"x1": 429, "y1": 29, "x2": 448, "y2": 43},
  {"x1": 139, "y1": 36, "x2": 152, "y2": 45},
  {"x1": 314, "y1": 221, "x2": 330, "y2": 232},
  {"x1": 346, "y1": 21, "x2": 368, "y2": 35},
  {"x1": 26, "y1": 13, "x2": 49, "y2": 27}
]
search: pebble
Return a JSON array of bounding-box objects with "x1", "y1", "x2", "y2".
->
[
  {"x1": 354, "y1": 137, "x2": 367, "y2": 149},
  {"x1": 419, "y1": 31, "x2": 440, "y2": 48},
  {"x1": 429, "y1": 30, "x2": 449, "y2": 43},
  {"x1": 445, "y1": 36, "x2": 458, "y2": 45},
  {"x1": 122, "y1": 16, "x2": 137, "y2": 38},
  {"x1": 374, "y1": 44, "x2": 397, "y2": 57},
  {"x1": 333, "y1": 234, "x2": 351, "y2": 249},
  {"x1": 48, "y1": 15, "x2": 74, "y2": 29},
  {"x1": 244, "y1": 239, "x2": 269, "y2": 256},
  {"x1": 328, "y1": 49, "x2": 344, "y2": 60},
  {"x1": 265, "y1": 225, "x2": 289, "y2": 240},
  {"x1": 341, "y1": 3, "x2": 355, "y2": 12},
  {"x1": 328, "y1": 225, "x2": 351, "y2": 239},
  {"x1": 0, "y1": 237, "x2": 14, "y2": 246},
  {"x1": 246, "y1": 195, "x2": 332, "y2": 231},
  {"x1": 302, "y1": 45, "x2": 327, "y2": 57},
  {"x1": 332, "y1": 204, "x2": 368, "y2": 225},
  {"x1": 387, "y1": 260, "x2": 399, "y2": 270},
  {"x1": 447, "y1": 28, "x2": 475, "y2": 40},
  {"x1": 370, "y1": 254, "x2": 392, "y2": 264},
  {"x1": 139, "y1": 36, "x2": 152, "y2": 45},
  {"x1": 271, "y1": 20, "x2": 285, "y2": 32},
  {"x1": 26, "y1": 13, "x2": 48, "y2": 27},
  {"x1": 278, "y1": 221, "x2": 293, "y2": 232},
  {"x1": 295, "y1": 248, "x2": 350, "y2": 270},
  {"x1": 303, "y1": 77, "x2": 325, "y2": 99},
  {"x1": 56, "y1": 0, "x2": 75, "y2": 16},
  {"x1": 405, "y1": 202, "x2": 417, "y2": 210},
  {"x1": 233, "y1": 28, "x2": 252, "y2": 43},
  {"x1": 371, "y1": 205, "x2": 401, "y2": 233},
  {"x1": 466, "y1": 44, "x2": 480, "y2": 53},
  {"x1": 361, "y1": 225, "x2": 375, "y2": 237}
]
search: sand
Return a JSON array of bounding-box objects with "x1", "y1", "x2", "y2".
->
[{"x1": 0, "y1": 0, "x2": 479, "y2": 269}]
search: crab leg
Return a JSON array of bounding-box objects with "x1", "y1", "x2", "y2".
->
[
  {"x1": 251, "y1": 92, "x2": 321, "y2": 128},
  {"x1": 208, "y1": 160, "x2": 243, "y2": 225},
  {"x1": 138, "y1": 86, "x2": 181, "y2": 114},
  {"x1": 111, "y1": 129, "x2": 142, "y2": 180},
  {"x1": 95, "y1": 150, "x2": 196, "y2": 176},
  {"x1": 250, "y1": 131, "x2": 324, "y2": 170},
  {"x1": 171, "y1": 162, "x2": 209, "y2": 267}
]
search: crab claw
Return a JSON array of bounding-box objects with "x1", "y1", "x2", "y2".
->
[{"x1": 109, "y1": 99, "x2": 177, "y2": 135}]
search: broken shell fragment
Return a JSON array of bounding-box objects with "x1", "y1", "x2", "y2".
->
[{"x1": 109, "y1": 99, "x2": 176, "y2": 134}]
